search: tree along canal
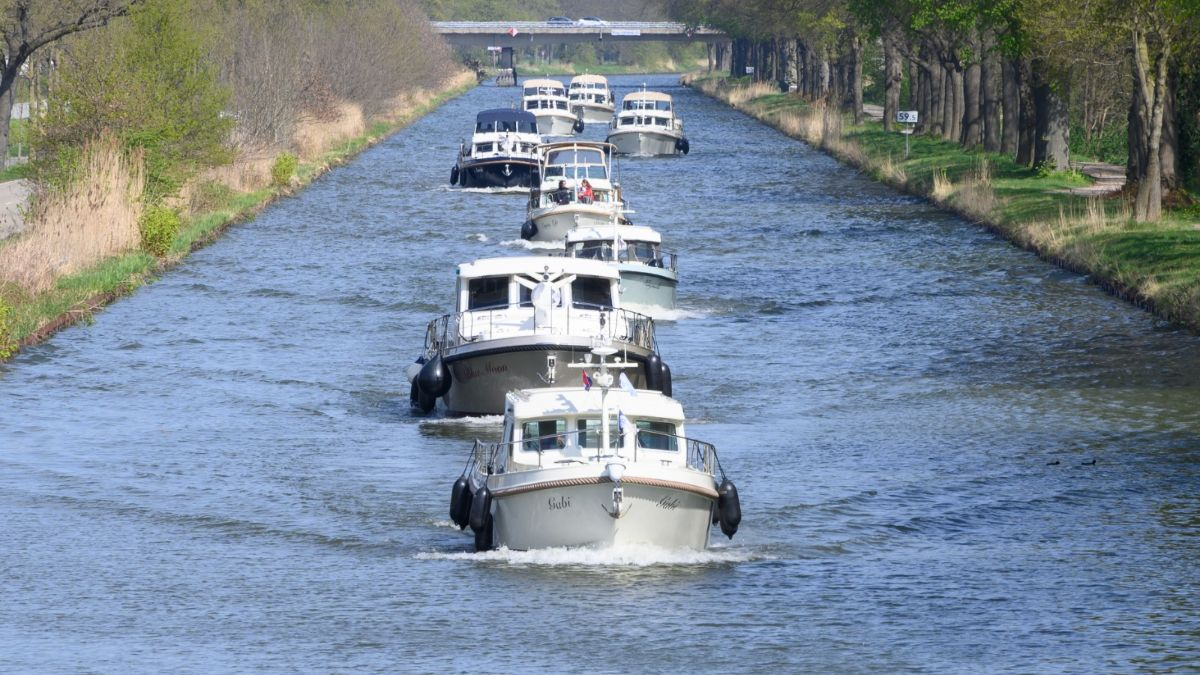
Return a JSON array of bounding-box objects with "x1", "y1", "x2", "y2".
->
[{"x1": 1, "y1": 74, "x2": 1198, "y2": 671}]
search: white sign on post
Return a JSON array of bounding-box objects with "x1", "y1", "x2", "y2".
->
[
  {"x1": 745, "y1": 66, "x2": 755, "y2": 75},
  {"x1": 896, "y1": 110, "x2": 919, "y2": 124}
]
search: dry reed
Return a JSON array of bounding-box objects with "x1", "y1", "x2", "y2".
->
[{"x1": 0, "y1": 133, "x2": 144, "y2": 293}]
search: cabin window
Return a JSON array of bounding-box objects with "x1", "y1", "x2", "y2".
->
[
  {"x1": 636, "y1": 421, "x2": 678, "y2": 451},
  {"x1": 556, "y1": 101, "x2": 568, "y2": 110},
  {"x1": 571, "y1": 277, "x2": 612, "y2": 308},
  {"x1": 547, "y1": 149, "x2": 604, "y2": 165},
  {"x1": 467, "y1": 276, "x2": 509, "y2": 310},
  {"x1": 523, "y1": 419, "x2": 567, "y2": 451},
  {"x1": 525, "y1": 101, "x2": 537, "y2": 110},
  {"x1": 574, "y1": 242, "x2": 608, "y2": 260},
  {"x1": 576, "y1": 419, "x2": 619, "y2": 449},
  {"x1": 474, "y1": 142, "x2": 493, "y2": 153}
]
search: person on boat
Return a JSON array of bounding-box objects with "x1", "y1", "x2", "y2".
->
[
  {"x1": 578, "y1": 179, "x2": 594, "y2": 204},
  {"x1": 553, "y1": 180, "x2": 572, "y2": 205}
]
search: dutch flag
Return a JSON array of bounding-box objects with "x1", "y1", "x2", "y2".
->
[{"x1": 582, "y1": 370, "x2": 593, "y2": 391}]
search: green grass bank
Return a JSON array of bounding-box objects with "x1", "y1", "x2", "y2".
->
[
  {"x1": 0, "y1": 74, "x2": 478, "y2": 361},
  {"x1": 683, "y1": 74, "x2": 1200, "y2": 332}
]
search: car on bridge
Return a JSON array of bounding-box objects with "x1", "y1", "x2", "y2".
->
[
  {"x1": 577, "y1": 16, "x2": 608, "y2": 27},
  {"x1": 546, "y1": 16, "x2": 574, "y2": 25}
]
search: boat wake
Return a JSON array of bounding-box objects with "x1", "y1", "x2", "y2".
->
[
  {"x1": 622, "y1": 304, "x2": 710, "y2": 322},
  {"x1": 466, "y1": 233, "x2": 489, "y2": 242},
  {"x1": 419, "y1": 414, "x2": 505, "y2": 428},
  {"x1": 500, "y1": 238, "x2": 564, "y2": 251},
  {"x1": 417, "y1": 543, "x2": 764, "y2": 567},
  {"x1": 457, "y1": 186, "x2": 529, "y2": 195}
]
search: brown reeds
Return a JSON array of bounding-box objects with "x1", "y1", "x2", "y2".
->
[{"x1": 0, "y1": 133, "x2": 144, "y2": 293}]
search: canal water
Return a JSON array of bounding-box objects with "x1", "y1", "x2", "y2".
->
[{"x1": 2, "y1": 73, "x2": 1199, "y2": 672}]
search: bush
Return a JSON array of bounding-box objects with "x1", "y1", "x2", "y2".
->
[
  {"x1": 0, "y1": 297, "x2": 15, "y2": 360},
  {"x1": 139, "y1": 205, "x2": 181, "y2": 257},
  {"x1": 271, "y1": 152, "x2": 298, "y2": 188}
]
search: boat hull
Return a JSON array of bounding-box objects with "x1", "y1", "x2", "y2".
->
[
  {"x1": 618, "y1": 265, "x2": 678, "y2": 315},
  {"x1": 528, "y1": 205, "x2": 622, "y2": 242},
  {"x1": 441, "y1": 341, "x2": 655, "y2": 415},
  {"x1": 606, "y1": 129, "x2": 682, "y2": 156},
  {"x1": 572, "y1": 103, "x2": 614, "y2": 124},
  {"x1": 458, "y1": 158, "x2": 537, "y2": 189},
  {"x1": 533, "y1": 111, "x2": 579, "y2": 136},
  {"x1": 488, "y1": 468, "x2": 717, "y2": 550}
]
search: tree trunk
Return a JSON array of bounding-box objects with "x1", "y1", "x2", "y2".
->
[
  {"x1": 981, "y1": 31, "x2": 1001, "y2": 152},
  {"x1": 908, "y1": 56, "x2": 920, "y2": 109},
  {"x1": 1002, "y1": 57, "x2": 1021, "y2": 156},
  {"x1": 1032, "y1": 60, "x2": 1070, "y2": 170},
  {"x1": 850, "y1": 34, "x2": 864, "y2": 124},
  {"x1": 1160, "y1": 62, "x2": 1179, "y2": 190},
  {"x1": 884, "y1": 33, "x2": 902, "y2": 131},
  {"x1": 1132, "y1": 26, "x2": 1170, "y2": 222},
  {"x1": 962, "y1": 55, "x2": 983, "y2": 147},
  {"x1": 0, "y1": 85, "x2": 11, "y2": 169},
  {"x1": 1128, "y1": 79, "x2": 1147, "y2": 180},
  {"x1": 929, "y1": 63, "x2": 944, "y2": 137},
  {"x1": 1016, "y1": 58, "x2": 1036, "y2": 166}
]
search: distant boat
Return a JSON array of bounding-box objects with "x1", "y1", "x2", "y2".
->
[
  {"x1": 408, "y1": 255, "x2": 668, "y2": 416},
  {"x1": 522, "y1": 78, "x2": 583, "y2": 136},
  {"x1": 565, "y1": 223, "x2": 678, "y2": 316},
  {"x1": 451, "y1": 109, "x2": 541, "y2": 189},
  {"x1": 607, "y1": 89, "x2": 689, "y2": 156},
  {"x1": 522, "y1": 141, "x2": 629, "y2": 243},
  {"x1": 568, "y1": 74, "x2": 615, "y2": 124}
]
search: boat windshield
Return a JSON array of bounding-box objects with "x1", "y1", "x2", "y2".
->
[
  {"x1": 476, "y1": 118, "x2": 537, "y2": 134},
  {"x1": 542, "y1": 164, "x2": 608, "y2": 180},
  {"x1": 467, "y1": 276, "x2": 509, "y2": 310},
  {"x1": 546, "y1": 148, "x2": 605, "y2": 165},
  {"x1": 524, "y1": 86, "x2": 566, "y2": 97},
  {"x1": 576, "y1": 419, "x2": 619, "y2": 449},
  {"x1": 571, "y1": 277, "x2": 612, "y2": 308},
  {"x1": 522, "y1": 419, "x2": 567, "y2": 451},
  {"x1": 636, "y1": 421, "x2": 678, "y2": 451},
  {"x1": 623, "y1": 100, "x2": 671, "y2": 112}
]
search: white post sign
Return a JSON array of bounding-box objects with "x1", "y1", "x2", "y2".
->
[
  {"x1": 897, "y1": 110, "x2": 918, "y2": 157},
  {"x1": 745, "y1": 66, "x2": 755, "y2": 75}
]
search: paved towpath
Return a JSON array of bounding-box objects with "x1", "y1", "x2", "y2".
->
[{"x1": 0, "y1": 178, "x2": 31, "y2": 241}]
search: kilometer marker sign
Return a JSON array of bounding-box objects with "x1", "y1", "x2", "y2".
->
[{"x1": 507, "y1": 27, "x2": 518, "y2": 37}]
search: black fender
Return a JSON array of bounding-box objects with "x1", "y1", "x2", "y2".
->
[
  {"x1": 417, "y1": 355, "x2": 451, "y2": 398},
  {"x1": 573, "y1": 118, "x2": 585, "y2": 133},
  {"x1": 469, "y1": 484, "x2": 493, "y2": 533},
  {"x1": 521, "y1": 219, "x2": 538, "y2": 240},
  {"x1": 644, "y1": 353, "x2": 663, "y2": 391},
  {"x1": 450, "y1": 165, "x2": 459, "y2": 185},
  {"x1": 449, "y1": 476, "x2": 473, "y2": 529},
  {"x1": 676, "y1": 137, "x2": 690, "y2": 155},
  {"x1": 717, "y1": 479, "x2": 741, "y2": 539},
  {"x1": 659, "y1": 361, "x2": 672, "y2": 398}
]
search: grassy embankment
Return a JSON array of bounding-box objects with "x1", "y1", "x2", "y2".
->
[
  {"x1": 0, "y1": 72, "x2": 478, "y2": 359},
  {"x1": 683, "y1": 74, "x2": 1200, "y2": 331}
]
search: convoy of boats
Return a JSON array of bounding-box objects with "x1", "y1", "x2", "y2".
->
[{"x1": 427, "y1": 74, "x2": 739, "y2": 553}]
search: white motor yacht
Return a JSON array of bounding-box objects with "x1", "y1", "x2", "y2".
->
[
  {"x1": 522, "y1": 78, "x2": 582, "y2": 137},
  {"x1": 408, "y1": 256, "x2": 669, "y2": 416},
  {"x1": 568, "y1": 74, "x2": 615, "y2": 124},
  {"x1": 565, "y1": 224, "x2": 678, "y2": 316},
  {"x1": 451, "y1": 109, "x2": 541, "y2": 189},
  {"x1": 522, "y1": 141, "x2": 629, "y2": 243},
  {"x1": 448, "y1": 344, "x2": 742, "y2": 551},
  {"x1": 606, "y1": 89, "x2": 689, "y2": 156}
]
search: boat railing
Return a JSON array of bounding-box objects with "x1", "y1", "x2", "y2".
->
[
  {"x1": 568, "y1": 242, "x2": 678, "y2": 272},
  {"x1": 424, "y1": 304, "x2": 656, "y2": 353}
]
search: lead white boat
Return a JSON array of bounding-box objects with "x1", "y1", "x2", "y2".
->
[
  {"x1": 568, "y1": 74, "x2": 614, "y2": 124},
  {"x1": 606, "y1": 89, "x2": 689, "y2": 156},
  {"x1": 522, "y1": 141, "x2": 629, "y2": 243},
  {"x1": 408, "y1": 256, "x2": 670, "y2": 416},
  {"x1": 565, "y1": 224, "x2": 678, "y2": 315},
  {"x1": 522, "y1": 78, "x2": 582, "y2": 137},
  {"x1": 447, "y1": 343, "x2": 742, "y2": 551}
]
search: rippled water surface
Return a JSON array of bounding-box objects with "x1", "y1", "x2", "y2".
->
[{"x1": 3, "y1": 74, "x2": 1200, "y2": 672}]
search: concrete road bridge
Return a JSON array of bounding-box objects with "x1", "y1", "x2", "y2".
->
[{"x1": 432, "y1": 21, "x2": 727, "y2": 47}]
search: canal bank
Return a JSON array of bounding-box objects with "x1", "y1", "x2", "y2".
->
[
  {"x1": 0, "y1": 71, "x2": 479, "y2": 362},
  {"x1": 682, "y1": 74, "x2": 1200, "y2": 333}
]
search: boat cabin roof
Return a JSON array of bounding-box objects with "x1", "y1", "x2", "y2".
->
[
  {"x1": 624, "y1": 90, "x2": 672, "y2": 102},
  {"x1": 569, "y1": 74, "x2": 609, "y2": 86},
  {"x1": 506, "y1": 386, "x2": 684, "y2": 424},
  {"x1": 523, "y1": 79, "x2": 567, "y2": 94},
  {"x1": 457, "y1": 255, "x2": 621, "y2": 282},
  {"x1": 566, "y1": 225, "x2": 662, "y2": 245},
  {"x1": 475, "y1": 108, "x2": 538, "y2": 126}
]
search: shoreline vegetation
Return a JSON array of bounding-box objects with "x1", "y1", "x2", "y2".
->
[
  {"x1": 683, "y1": 74, "x2": 1200, "y2": 333},
  {"x1": 0, "y1": 71, "x2": 477, "y2": 361}
]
